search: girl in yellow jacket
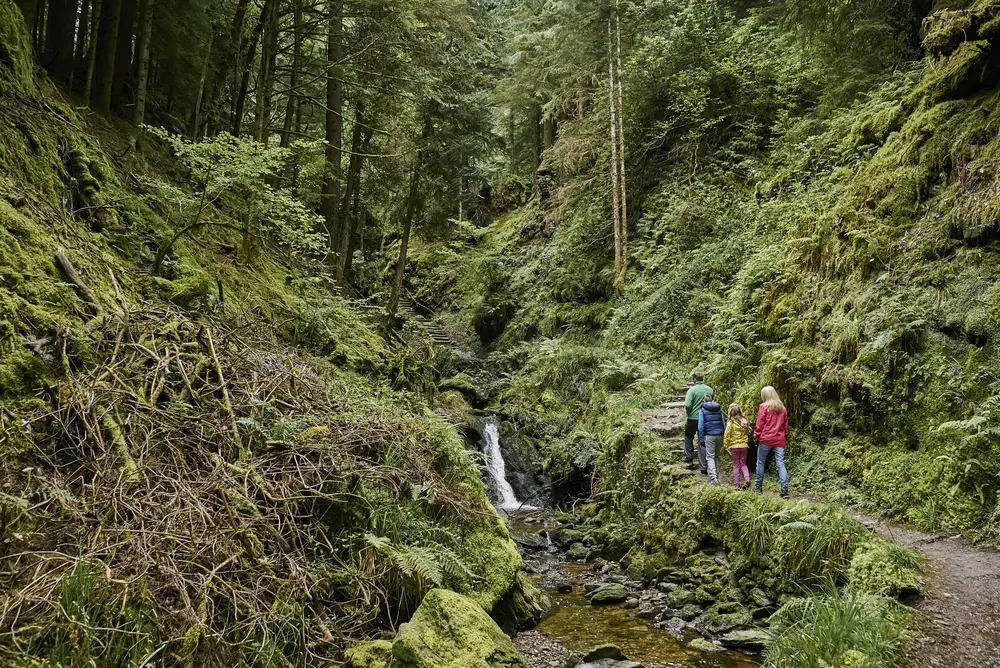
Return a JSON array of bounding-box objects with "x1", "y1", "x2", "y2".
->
[{"x1": 724, "y1": 404, "x2": 751, "y2": 489}]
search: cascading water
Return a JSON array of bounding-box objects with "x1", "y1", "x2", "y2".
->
[{"x1": 482, "y1": 417, "x2": 535, "y2": 512}]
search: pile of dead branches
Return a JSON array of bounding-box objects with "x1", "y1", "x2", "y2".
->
[{"x1": 0, "y1": 304, "x2": 484, "y2": 665}]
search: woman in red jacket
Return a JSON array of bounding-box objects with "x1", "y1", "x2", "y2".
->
[{"x1": 754, "y1": 386, "x2": 789, "y2": 498}]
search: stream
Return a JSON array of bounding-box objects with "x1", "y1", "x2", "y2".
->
[{"x1": 481, "y1": 419, "x2": 761, "y2": 668}]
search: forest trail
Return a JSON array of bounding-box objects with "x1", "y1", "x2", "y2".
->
[{"x1": 642, "y1": 387, "x2": 1000, "y2": 668}]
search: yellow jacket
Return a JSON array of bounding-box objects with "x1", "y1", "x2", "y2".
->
[{"x1": 724, "y1": 419, "x2": 749, "y2": 450}]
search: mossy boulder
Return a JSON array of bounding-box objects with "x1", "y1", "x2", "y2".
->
[
  {"x1": 392, "y1": 589, "x2": 528, "y2": 668},
  {"x1": 720, "y1": 628, "x2": 770, "y2": 650},
  {"x1": 589, "y1": 583, "x2": 628, "y2": 605},
  {"x1": 344, "y1": 640, "x2": 393, "y2": 668},
  {"x1": 688, "y1": 637, "x2": 724, "y2": 652},
  {"x1": 491, "y1": 572, "x2": 550, "y2": 633}
]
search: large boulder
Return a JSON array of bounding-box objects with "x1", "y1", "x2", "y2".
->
[{"x1": 392, "y1": 588, "x2": 529, "y2": 668}]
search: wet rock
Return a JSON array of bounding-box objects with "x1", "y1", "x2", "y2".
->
[
  {"x1": 662, "y1": 616, "x2": 687, "y2": 631},
  {"x1": 557, "y1": 584, "x2": 573, "y2": 594},
  {"x1": 749, "y1": 588, "x2": 772, "y2": 608},
  {"x1": 636, "y1": 603, "x2": 661, "y2": 619},
  {"x1": 566, "y1": 543, "x2": 589, "y2": 561},
  {"x1": 590, "y1": 583, "x2": 629, "y2": 605},
  {"x1": 694, "y1": 603, "x2": 753, "y2": 635},
  {"x1": 656, "y1": 582, "x2": 678, "y2": 593},
  {"x1": 720, "y1": 628, "x2": 771, "y2": 650},
  {"x1": 676, "y1": 604, "x2": 703, "y2": 621},
  {"x1": 625, "y1": 597, "x2": 640, "y2": 609},
  {"x1": 584, "y1": 582, "x2": 601, "y2": 593},
  {"x1": 689, "y1": 637, "x2": 725, "y2": 653},
  {"x1": 525, "y1": 562, "x2": 551, "y2": 575},
  {"x1": 516, "y1": 534, "x2": 549, "y2": 551},
  {"x1": 666, "y1": 588, "x2": 695, "y2": 607}
]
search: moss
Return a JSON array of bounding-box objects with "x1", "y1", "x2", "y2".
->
[
  {"x1": 458, "y1": 523, "x2": 522, "y2": 611},
  {"x1": 0, "y1": 0, "x2": 34, "y2": 93},
  {"x1": 392, "y1": 589, "x2": 528, "y2": 668},
  {"x1": 344, "y1": 640, "x2": 393, "y2": 668},
  {"x1": 148, "y1": 272, "x2": 212, "y2": 307},
  {"x1": 847, "y1": 541, "x2": 923, "y2": 597}
]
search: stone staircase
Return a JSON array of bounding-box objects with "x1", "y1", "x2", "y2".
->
[
  {"x1": 398, "y1": 296, "x2": 458, "y2": 347},
  {"x1": 642, "y1": 385, "x2": 692, "y2": 465}
]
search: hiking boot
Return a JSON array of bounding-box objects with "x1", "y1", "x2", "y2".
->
[
  {"x1": 754, "y1": 482, "x2": 763, "y2": 494},
  {"x1": 780, "y1": 488, "x2": 790, "y2": 499}
]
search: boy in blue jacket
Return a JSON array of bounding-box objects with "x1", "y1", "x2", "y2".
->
[{"x1": 698, "y1": 394, "x2": 727, "y2": 485}]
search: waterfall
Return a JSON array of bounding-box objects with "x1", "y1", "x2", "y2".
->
[{"x1": 482, "y1": 418, "x2": 535, "y2": 512}]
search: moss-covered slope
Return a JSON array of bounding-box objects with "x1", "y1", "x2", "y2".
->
[{"x1": 0, "y1": 2, "x2": 539, "y2": 664}]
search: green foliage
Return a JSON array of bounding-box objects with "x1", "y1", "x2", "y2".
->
[
  {"x1": 847, "y1": 540, "x2": 923, "y2": 597},
  {"x1": 765, "y1": 592, "x2": 912, "y2": 668}
]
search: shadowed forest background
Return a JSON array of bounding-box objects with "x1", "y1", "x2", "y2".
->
[{"x1": 0, "y1": 0, "x2": 999, "y2": 665}]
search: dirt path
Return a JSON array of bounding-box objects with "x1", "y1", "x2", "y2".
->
[{"x1": 643, "y1": 393, "x2": 1000, "y2": 667}]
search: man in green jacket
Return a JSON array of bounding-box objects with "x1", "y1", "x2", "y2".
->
[{"x1": 683, "y1": 372, "x2": 714, "y2": 471}]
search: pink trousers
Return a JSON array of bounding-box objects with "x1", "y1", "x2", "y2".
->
[{"x1": 731, "y1": 448, "x2": 750, "y2": 487}]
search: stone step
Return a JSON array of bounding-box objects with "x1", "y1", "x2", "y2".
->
[{"x1": 661, "y1": 400, "x2": 686, "y2": 409}]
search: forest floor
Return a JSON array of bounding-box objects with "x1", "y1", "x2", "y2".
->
[{"x1": 643, "y1": 399, "x2": 1000, "y2": 668}]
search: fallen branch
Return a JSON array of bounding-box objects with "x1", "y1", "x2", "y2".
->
[{"x1": 56, "y1": 247, "x2": 102, "y2": 312}]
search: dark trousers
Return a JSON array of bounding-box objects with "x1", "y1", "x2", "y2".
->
[{"x1": 683, "y1": 419, "x2": 698, "y2": 464}]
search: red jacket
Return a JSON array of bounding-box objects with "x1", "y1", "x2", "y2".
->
[{"x1": 754, "y1": 405, "x2": 788, "y2": 447}]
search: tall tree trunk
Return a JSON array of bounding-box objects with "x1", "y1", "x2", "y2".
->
[
  {"x1": 70, "y1": 0, "x2": 90, "y2": 90},
  {"x1": 607, "y1": 18, "x2": 622, "y2": 294},
  {"x1": 83, "y1": 0, "x2": 102, "y2": 104},
  {"x1": 92, "y1": 0, "x2": 121, "y2": 114},
  {"x1": 279, "y1": 0, "x2": 303, "y2": 148},
  {"x1": 615, "y1": 7, "x2": 628, "y2": 289},
  {"x1": 336, "y1": 104, "x2": 371, "y2": 281},
  {"x1": 253, "y1": 0, "x2": 279, "y2": 144},
  {"x1": 110, "y1": 0, "x2": 136, "y2": 111},
  {"x1": 231, "y1": 26, "x2": 259, "y2": 136},
  {"x1": 191, "y1": 32, "x2": 213, "y2": 138},
  {"x1": 203, "y1": 0, "x2": 247, "y2": 137},
  {"x1": 388, "y1": 166, "x2": 419, "y2": 324},
  {"x1": 15, "y1": 0, "x2": 39, "y2": 38},
  {"x1": 131, "y1": 0, "x2": 153, "y2": 127},
  {"x1": 320, "y1": 0, "x2": 344, "y2": 253},
  {"x1": 44, "y1": 0, "x2": 73, "y2": 81}
]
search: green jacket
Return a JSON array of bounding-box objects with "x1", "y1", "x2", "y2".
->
[{"x1": 684, "y1": 382, "x2": 714, "y2": 421}]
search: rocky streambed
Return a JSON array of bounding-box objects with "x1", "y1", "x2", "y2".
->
[{"x1": 509, "y1": 514, "x2": 763, "y2": 668}]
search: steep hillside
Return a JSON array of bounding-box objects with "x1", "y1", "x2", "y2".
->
[
  {"x1": 0, "y1": 3, "x2": 541, "y2": 665},
  {"x1": 407, "y1": 0, "x2": 1000, "y2": 541}
]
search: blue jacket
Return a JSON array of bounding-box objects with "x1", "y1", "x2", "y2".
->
[{"x1": 698, "y1": 402, "x2": 727, "y2": 442}]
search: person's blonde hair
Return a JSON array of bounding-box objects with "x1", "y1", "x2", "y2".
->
[{"x1": 761, "y1": 386, "x2": 785, "y2": 413}]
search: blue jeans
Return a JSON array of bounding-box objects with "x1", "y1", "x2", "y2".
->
[{"x1": 755, "y1": 443, "x2": 788, "y2": 490}]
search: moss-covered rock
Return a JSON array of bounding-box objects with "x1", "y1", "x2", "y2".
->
[
  {"x1": 848, "y1": 541, "x2": 923, "y2": 597},
  {"x1": 392, "y1": 589, "x2": 528, "y2": 668},
  {"x1": 590, "y1": 583, "x2": 629, "y2": 605},
  {"x1": 344, "y1": 640, "x2": 393, "y2": 668},
  {"x1": 491, "y1": 573, "x2": 549, "y2": 633}
]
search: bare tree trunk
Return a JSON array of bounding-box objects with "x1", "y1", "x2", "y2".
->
[
  {"x1": 132, "y1": 0, "x2": 153, "y2": 127},
  {"x1": 337, "y1": 104, "x2": 371, "y2": 281},
  {"x1": 321, "y1": 0, "x2": 344, "y2": 253},
  {"x1": 44, "y1": 0, "x2": 73, "y2": 81},
  {"x1": 232, "y1": 26, "x2": 259, "y2": 136},
  {"x1": 110, "y1": 0, "x2": 136, "y2": 110},
  {"x1": 279, "y1": 0, "x2": 303, "y2": 148},
  {"x1": 254, "y1": 0, "x2": 279, "y2": 144},
  {"x1": 92, "y1": 0, "x2": 121, "y2": 113},
  {"x1": 615, "y1": 6, "x2": 628, "y2": 289},
  {"x1": 70, "y1": 0, "x2": 90, "y2": 89},
  {"x1": 608, "y1": 17, "x2": 622, "y2": 294},
  {"x1": 83, "y1": 0, "x2": 101, "y2": 104},
  {"x1": 15, "y1": 0, "x2": 39, "y2": 37},
  {"x1": 458, "y1": 173, "x2": 463, "y2": 222},
  {"x1": 191, "y1": 32, "x2": 213, "y2": 138},
  {"x1": 388, "y1": 166, "x2": 419, "y2": 324},
  {"x1": 542, "y1": 116, "x2": 556, "y2": 151}
]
